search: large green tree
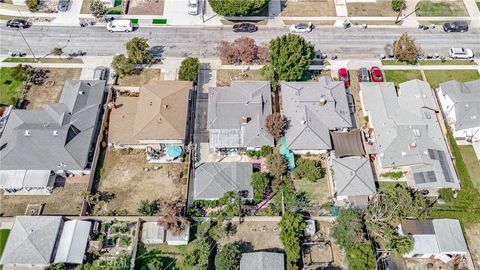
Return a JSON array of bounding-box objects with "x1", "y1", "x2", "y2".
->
[
  {"x1": 293, "y1": 158, "x2": 324, "y2": 182},
  {"x1": 251, "y1": 172, "x2": 270, "y2": 203},
  {"x1": 178, "y1": 237, "x2": 211, "y2": 270},
  {"x1": 268, "y1": 34, "x2": 315, "y2": 81},
  {"x1": 209, "y1": 0, "x2": 269, "y2": 16},
  {"x1": 111, "y1": 54, "x2": 135, "y2": 76},
  {"x1": 126, "y1": 37, "x2": 152, "y2": 64},
  {"x1": 393, "y1": 33, "x2": 420, "y2": 63},
  {"x1": 215, "y1": 242, "x2": 241, "y2": 270},
  {"x1": 331, "y1": 208, "x2": 366, "y2": 249},
  {"x1": 279, "y1": 212, "x2": 306, "y2": 269},
  {"x1": 178, "y1": 57, "x2": 200, "y2": 83},
  {"x1": 347, "y1": 243, "x2": 376, "y2": 270}
]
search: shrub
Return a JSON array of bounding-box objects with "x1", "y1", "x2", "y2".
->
[
  {"x1": 251, "y1": 172, "x2": 270, "y2": 203},
  {"x1": 137, "y1": 200, "x2": 159, "y2": 216},
  {"x1": 26, "y1": 0, "x2": 39, "y2": 11},
  {"x1": 391, "y1": 0, "x2": 403, "y2": 11},
  {"x1": 13, "y1": 64, "x2": 34, "y2": 81},
  {"x1": 347, "y1": 243, "x2": 376, "y2": 270},
  {"x1": 215, "y1": 243, "x2": 241, "y2": 270},
  {"x1": 90, "y1": 0, "x2": 107, "y2": 18},
  {"x1": 209, "y1": 0, "x2": 269, "y2": 16},
  {"x1": 279, "y1": 212, "x2": 306, "y2": 268},
  {"x1": 438, "y1": 188, "x2": 455, "y2": 203},
  {"x1": 293, "y1": 158, "x2": 324, "y2": 182},
  {"x1": 179, "y1": 237, "x2": 211, "y2": 270},
  {"x1": 178, "y1": 57, "x2": 200, "y2": 83}
]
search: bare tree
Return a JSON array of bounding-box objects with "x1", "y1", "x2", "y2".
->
[
  {"x1": 393, "y1": 33, "x2": 420, "y2": 63},
  {"x1": 157, "y1": 197, "x2": 187, "y2": 235}
]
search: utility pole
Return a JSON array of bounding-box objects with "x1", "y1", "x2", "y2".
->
[{"x1": 18, "y1": 29, "x2": 37, "y2": 61}]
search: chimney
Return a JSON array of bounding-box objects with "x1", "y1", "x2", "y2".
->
[
  {"x1": 241, "y1": 116, "x2": 249, "y2": 125},
  {"x1": 319, "y1": 99, "x2": 327, "y2": 106},
  {"x1": 24, "y1": 130, "x2": 31, "y2": 136}
]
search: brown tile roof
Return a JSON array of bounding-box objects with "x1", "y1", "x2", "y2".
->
[{"x1": 108, "y1": 80, "x2": 191, "y2": 145}]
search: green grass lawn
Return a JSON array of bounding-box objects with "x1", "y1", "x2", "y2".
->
[
  {"x1": 381, "y1": 60, "x2": 415, "y2": 66},
  {"x1": 459, "y1": 145, "x2": 480, "y2": 192},
  {"x1": 0, "y1": 229, "x2": 10, "y2": 270},
  {"x1": 384, "y1": 70, "x2": 423, "y2": 86},
  {"x1": 0, "y1": 68, "x2": 23, "y2": 105},
  {"x1": 476, "y1": 1, "x2": 480, "y2": 11},
  {"x1": 293, "y1": 177, "x2": 329, "y2": 206},
  {"x1": 424, "y1": 70, "x2": 480, "y2": 88},
  {"x1": 378, "y1": 181, "x2": 407, "y2": 192},
  {"x1": 3, "y1": 58, "x2": 83, "y2": 64},
  {"x1": 416, "y1": 0, "x2": 468, "y2": 16}
]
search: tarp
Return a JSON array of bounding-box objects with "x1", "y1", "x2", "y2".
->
[
  {"x1": 166, "y1": 145, "x2": 182, "y2": 159},
  {"x1": 280, "y1": 137, "x2": 295, "y2": 170},
  {"x1": 331, "y1": 129, "x2": 366, "y2": 158}
]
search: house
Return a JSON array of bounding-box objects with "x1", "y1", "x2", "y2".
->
[
  {"x1": 0, "y1": 216, "x2": 91, "y2": 268},
  {"x1": 240, "y1": 252, "x2": 285, "y2": 270},
  {"x1": 437, "y1": 80, "x2": 480, "y2": 142},
  {"x1": 281, "y1": 77, "x2": 353, "y2": 154},
  {"x1": 207, "y1": 81, "x2": 274, "y2": 151},
  {"x1": 140, "y1": 222, "x2": 190, "y2": 245},
  {"x1": 360, "y1": 80, "x2": 460, "y2": 191},
  {"x1": 331, "y1": 157, "x2": 376, "y2": 207},
  {"x1": 0, "y1": 80, "x2": 106, "y2": 194},
  {"x1": 194, "y1": 162, "x2": 253, "y2": 200},
  {"x1": 108, "y1": 80, "x2": 192, "y2": 149},
  {"x1": 398, "y1": 219, "x2": 469, "y2": 263}
]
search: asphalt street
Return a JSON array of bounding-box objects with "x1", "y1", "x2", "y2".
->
[{"x1": 1, "y1": 25, "x2": 480, "y2": 59}]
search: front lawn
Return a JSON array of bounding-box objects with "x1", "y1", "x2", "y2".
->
[
  {"x1": 416, "y1": 0, "x2": 468, "y2": 16},
  {"x1": 347, "y1": 1, "x2": 397, "y2": 16},
  {"x1": 384, "y1": 70, "x2": 423, "y2": 86},
  {"x1": 0, "y1": 68, "x2": 23, "y2": 105},
  {"x1": 117, "y1": 69, "x2": 163, "y2": 86},
  {"x1": 424, "y1": 70, "x2": 480, "y2": 88},
  {"x1": 419, "y1": 59, "x2": 476, "y2": 65},
  {"x1": 281, "y1": 0, "x2": 336, "y2": 17},
  {"x1": 459, "y1": 145, "x2": 480, "y2": 192}
]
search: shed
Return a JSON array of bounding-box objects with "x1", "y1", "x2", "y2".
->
[
  {"x1": 165, "y1": 225, "x2": 190, "y2": 245},
  {"x1": 240, "y1": 252, "x2": 285, "y2": 270},
  {"x1": 141, "y1": 222, "x2": 166, "y2": 244}
]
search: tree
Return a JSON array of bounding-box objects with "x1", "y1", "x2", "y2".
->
[
  {"x1": 126, "y1": 37, "x2": 151, "y2": 64},
  {"x1": 257, "y1": 43, "x2": 269, "y2": 64},
  {"x1": 331, "y1": 208, "x2": 366, "y2": 249},
  {"x1": 217, "y1": 37, "x2": 261, "y2": 64},
  {"x1": 209, "y1": 0, "x2": 268, "y2": 16},
  {"x1": 266, "y1": 151, "x2": 288, "y2": 181},
  {"x1": 26, "y1": 0, "x2": 39, "y2": 11},
  {"x1": 260, "y1": 64, "x2": 278, "y2": 91},
  {"x1": 215, "y1": 243, "x2": 241, "y2": 270},
  {"x1": 251, "y1": 172, "x2": 270, "y2": 203},
  {"x1": 279, "y1": 212, "x2": 306, "y2": 269},
  {"x1": 265, "y1": 113, "x2": 285, "y2": 139},
  {"x1": 45, "y1": 263, "x2": 67, "y2": 270},
  {"x1": 391, "y1": 235, "x2": 414, "y2": 254},
  {"x1": 391, "y1": 0, "x2": 403, "y2": 11},
  {"x1": 157, "y1": 197, "x2": 188, "y2": 235},
  {"x1": 111, "y1": 54, "x2": 135, "y2": 76},
  {"x1": 90, "y1": 0, "x2": 107, "y2": 18},
  {"x1": 80, "y1": 191, "x2": 100, "y2": 209},
  {"x1": 293, "y1": 158, "x2": 323, "y2": 182},
  {"x1": 178, "y1": 57, "x2": 200, "y2": 83},
  {"x1": 12, "y1": 64, "x2": 34, "y2": 81},
  {"x1": 268, "y1": 34, "x2": 315, "y2": 81},
  {"x1": 347, "y1": 243, "x2": 376, "y2": 270},
  {"x1": 393, "y1": 33, "x2": 420, "y2": 63},
  {"x1": 51, "y1": 47, "x2": 63, "y2": 57},
  {"x1": 179, "y1": 237, "x2": 211, "y2": 270},
  {"x1": 137, "y1": 200, "x2": 159, "y2": 216},
  {"x1": 217, "y1": 40, "x2": 236, "y2": 64},
  {"x1": 275, "y1": 184, "x2": 309, "y2": 212}
]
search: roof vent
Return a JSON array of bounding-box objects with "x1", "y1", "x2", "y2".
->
[
  {"x1": 301, "y1": 120, "x2": 307, "y2": 125},
  {"x1": 319, "y1": 99, "x2": 327, "y2": 106},
  {"x1": 53, "y1": 130, "x2": 58, "y2": 136},
  {"x1": 149, "y1": 102, "x2": 153, "y2": 106},
  {"x1": 78, "y1": 91, "x2": 85, "y2": 95},
  {"x1": 24, "y1": 130, "x2": 31, "y2": 136},
  {"x1": 241, "y1": 116, "x2": 250, "y2": 125},
  {"x1": 163, "y1": 104, "x2": 169, "y2": 109},
  {"x1": 401, "y1": 151, "x2": 407, "y2": 156}
]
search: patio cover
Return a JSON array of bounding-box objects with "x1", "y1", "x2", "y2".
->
[
  {"x1": 54, "y1": 220, "x2": 91, "y2": 264},
  {"x1": 331, "y1": 130, "x2": 365, "y2": 158},
  {"x1": 0, "y1": 170, "x2": 54, "y2": 189}
]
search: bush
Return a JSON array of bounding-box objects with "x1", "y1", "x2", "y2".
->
[
  {"x1": 438, "y1": 188, "x2": 455, "y2": 203},
  {"x1": 179, "y1": 237, "x2": 211, "y2": 270},
  {"x1": 215, "y1": 242, "x2": 241, "y2": 270},
  {"x1": 13, "y1": 64, "x2": 34, "y2": 81},
  {"x1": 251, "y1": 172, "x2": 270, "y2": 203},
  {"x1": 246, "y1": 145, "x2": 272, "y2": 158},
  {"x1": 112, "y1": 54, "x2": 135, "y2": 76},
  {"x1": 178, "y1": 57, "x2": 200, "y2": 83},
  {"x1": 293, "y1": 158, "x2": 324, "y2": 182},
  {"x1": 279, "y1": 212, "x2": 306, "y2": 268},
  {"x1": 347, "y1": 243, "x2": 376, "y2": 270},
  {"x1": 26, "y1": 0, "x2": 39, "y2": 11},
  {"x1": 209, "y1": 0, "x2": 269, "y2": 16},
  {"x1": 90, "y1": 0, "x2": 107, "y2": 18},
  {"x1": 380, "y1": 171, "x2": 405, "y2": 179},
  {"x1": 137, "y1": 200, "x2": 159, "y2": 216},
  {"x1": 391, "y1": 0, "x2": 403, "y2": 11}
]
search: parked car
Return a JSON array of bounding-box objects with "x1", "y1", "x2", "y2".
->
[
  {"x1": 57, "y1": 0, "x2": 70, "y2": 11},
  {"x1": 93, "y1": 66, "x2": 108, "y2": 80},
  {"x1": 6, "y1": 19, "x2": 29, "y2": 29},
  {"x1": 106, "y1": 19, "x2": 133, "y2": 32},
  {"x1": 448, "y1": 47, "x2": 474, "y2": 59},
  {"x1": 188, "y1": 0, "x2": 199, "y2": 15},
  {"x1": 289, "y1": 22, "x2": 313, "y2": 33},
  {"x1": 443, "y1": 21, "x2": 468, "y2": 33},
  {"x1": 358, "y1": 68, "x2": 370, "y2": 82},
  {"x1": 338, "y1": 68, "x2": 350, "y2": 87},
  {"x1": 233, "y1": 23, "x2": 257, "y2": 33},
  {"x1": 370, "y1": 66, "x2": 384, "y2": 82}
]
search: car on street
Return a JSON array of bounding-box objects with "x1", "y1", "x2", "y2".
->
[
  {"x1": 370, "y1": 66, "x2": 384, "y2": 82},
  {"x1": 233, "y1": 23, "x2": 257, "y2": 33},
  {"x1": 338, "y1": 68, "x2": 350, "y2": 87},
  {"x1": 289, "y1": 22, "x2": 313, "y2": 33},
  {"x1": 188, "y1": 0, "x2": 199, "y2": 15},
  {"x1": 6, "y1": 19, "x2": 29, "y2": 29},
  {"x1": 448, "y1": 47, "x2": 474, "y2": 59},
  {"x1": 106, "y1": 19, "x2": 133, "y2": 32},
  {"x1": 358, "y1": 68, "x2": 370, "y2": 82},
  {"x1": 443, "y1": 21, "x2": 468, "y2": 33},
  {"x1": 57, "y1": 0, "x2": 70, "y2": 11},
  {"x1": 93, "y1": 66, "x2": 108, "y2": 80}
]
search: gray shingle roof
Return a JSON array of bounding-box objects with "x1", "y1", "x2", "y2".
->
[
  {"x1": 439, "y1": 80, "x2": 480, "y2": 130},
  {"x1": 240, "y1": 252, "x2": 285, "y2": 270},
  {"x1": 281, "y1": 77, "x2": 353, "y2": 151},
  {"x1": 0, "y1": 80, "x2": 105, "y2": 170},
  {"x1": 207, "y1": 81, "x2": 274, "y2": 149},
  {"x1": 194, "y1": 162, "x2": 253, "y2": 200},
  {"x1": 332, "y1": 158, "x2": 376, "y2": 197},
  {"x1": 361, "y1": 80, "x2": 459, "y2": 189},
  {"x1": 0, "y1": 216, "x2": 63, "y2": 266}
]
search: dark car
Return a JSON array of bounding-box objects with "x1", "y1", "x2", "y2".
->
[
  {"x1": 443, "y1": 21, "x2": 468, "y2": 32},
  {"x1": 233, "y1": 23, "x2": 257, "y2": 33},
  {"x1": 358, "y1": 67, "x2": 370, "y2": 82},
  {"x1": 6, "y1": 19, "x2": 28, "y2": 29},
  {"x1": 57, "y1": 0, "x2": 70, "y2": 11}
]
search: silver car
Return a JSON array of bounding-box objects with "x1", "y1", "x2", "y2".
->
[
  {"x1": 289, "y1": 22, "x2": 313, "y2": 33},
  {"x1": 359, "y1": 68, "x2": 370, "y2": 82}
]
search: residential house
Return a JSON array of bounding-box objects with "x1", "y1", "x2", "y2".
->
[
  {"x1": 0, "y1": 80, "x2": 106, "y2": 194},
  {"x1": 360, "y1": 80, "x2": 460, "y2": 191},
  {"x1": 331, "y1": 157, "x2": 376, "y2": 208},
  {"x1": 193, "y1": 162, "x2": 253, "y2": 200},
  {"x1": 240, "y1": 252, "x2": 285, "y2": 270},
  {"x1": 437, "y1": 80, "x2": 480, "y2": 142},
  {"x1": 281, "y1": 77, "x2": 353, "y2": 154},
  {"x1": 398, "y1": 219, "x2": 469, "y2": 263},
  {"x1": 0, "y1": 216, "x2": 91, "y2": 268},
  {"x1": 207, "y1": 81, "x2": 274, "y2": 151}
]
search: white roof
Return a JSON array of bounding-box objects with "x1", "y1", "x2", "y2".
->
[
  {"x1": 0, "y1": 170, "x2": 53, "y2": 189},
  {"x1": 433, "y1": 219, "x2": 468, "y2": 253},
  {"x1": 165, "y1": 226, "x2": 189, "y2": 244},
  {"x1": 141, "y1": 222, "x2": 165, "y2": 243},
  {"x1": 409, "y1": 235, "x2": 440, "y2": 254},
  {"x1": 54, "y1": 220, "x2": 91, "y2": 264}
]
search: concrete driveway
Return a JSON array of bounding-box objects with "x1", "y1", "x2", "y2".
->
[
  {"x1": 163, "y1": 0, "x2": 220, "y2": 26},
  {"x1": 52, "y1": 0, "x2": 82, "y2": 25}
]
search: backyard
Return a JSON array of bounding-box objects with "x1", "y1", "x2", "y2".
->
[
  {"x1": 117, "y1": 69, "x2": 163, "y2": 86},
  {"x1": 0, "y1": 68, "x2": 23, "y2": 105},
  {"x1": 216, "y1": 69, "x2": 265, "y2": 86},
  {"x1": 94, "y1": 149, "x2": 187, "y2": 215},
  {"x1": 424, "y1": 69, "x2": 480, "y2": 88},
  {"x1": 459, "y1": 145, "x2": 480, "y2": 192},
  {"x1": 347, "y1": 1, "x2": 397, "y2": 16},
  {"x1": 384, "y1": 70, "x2": 424, "y2": 86},
  {"x1": 416, "y1": 0, "x2": 468, "y2": 16},
  {"x1": 281, "y1": 0, "x2": 336, "y2": 17},
  {"x1": 218, "y1": 221, "x2": 283, "y2": 251}
]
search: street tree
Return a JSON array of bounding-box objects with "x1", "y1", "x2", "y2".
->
[
  {"x1": 178, "y1": 57, "x2": 200, "y2": 83},
  {"x1": 393, "y1": 33, "x2": 420, "y2": 63},
  {"x1": 391, "y1": 0, "x2": 403, "y2": 12},
  {"x1": 126, "y1": 37, "x2": 151, "y2": 64},
  {"x1": 90, "y1": 0, "x2": 107, "y2": 18},
  {"x1": 217, "y1": 37, "x2": 263, "y2": 64},
  {"x1": 111, "y1": 54, "x2": 135, "y2": 76},
  {"x1": 279, "y1": 212, "x2": 306, "y2": 270},
  {"x1": 265, "y1": 113, "x2": 285, "y2": 139},
  {"x1": 215, "y1": 242, "x2": 241, "y2": 270},
  {"x1": 209, "y1": 0, "x2": 268, "y2": 16}
]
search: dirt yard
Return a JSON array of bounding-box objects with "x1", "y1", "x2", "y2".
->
[
  {"x1": 0, "y1": 179, "x2": 87, "y2": 216},
  {"x1": 219, "y1": 221, "x2": 283, "y2": 251},
  {"x1": 465, "y1": 223, "x2": 480, "y2": 269},
  {"x1": 117, "y1": 69, "x2": 163, "y2": 87},
  {"x1": 347, "y1": 1, "x2": 397, "y2": 16},
  {"x1": 25, "y1": 68, "x2": 82, "y2": 109},
  {"x1": 314, "y1": 221, "x2": 345, "y2": 269},
  {"x1": 94, "y1": 149, "x2": 187, "y2": 215},
  {"x1": 281, "y1": 0, "x2": 337, "y2": 17},
  {"x1": 127, "y1": 0, "x2": 164, "y2": 15},
  {"x1": 216, "y1": 69, "x2": 265, "y2": 87}
]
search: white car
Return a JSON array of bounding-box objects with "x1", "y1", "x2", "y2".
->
[
  {"x1": 188, "y1": 0, "x2": 199, "y2": 15},
  {"x1": 448, "y1": 47, "x2": 474, "y2": 59},
  {"x1": 289, "y1": 22, "x2": 313, "y2": 33}
]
